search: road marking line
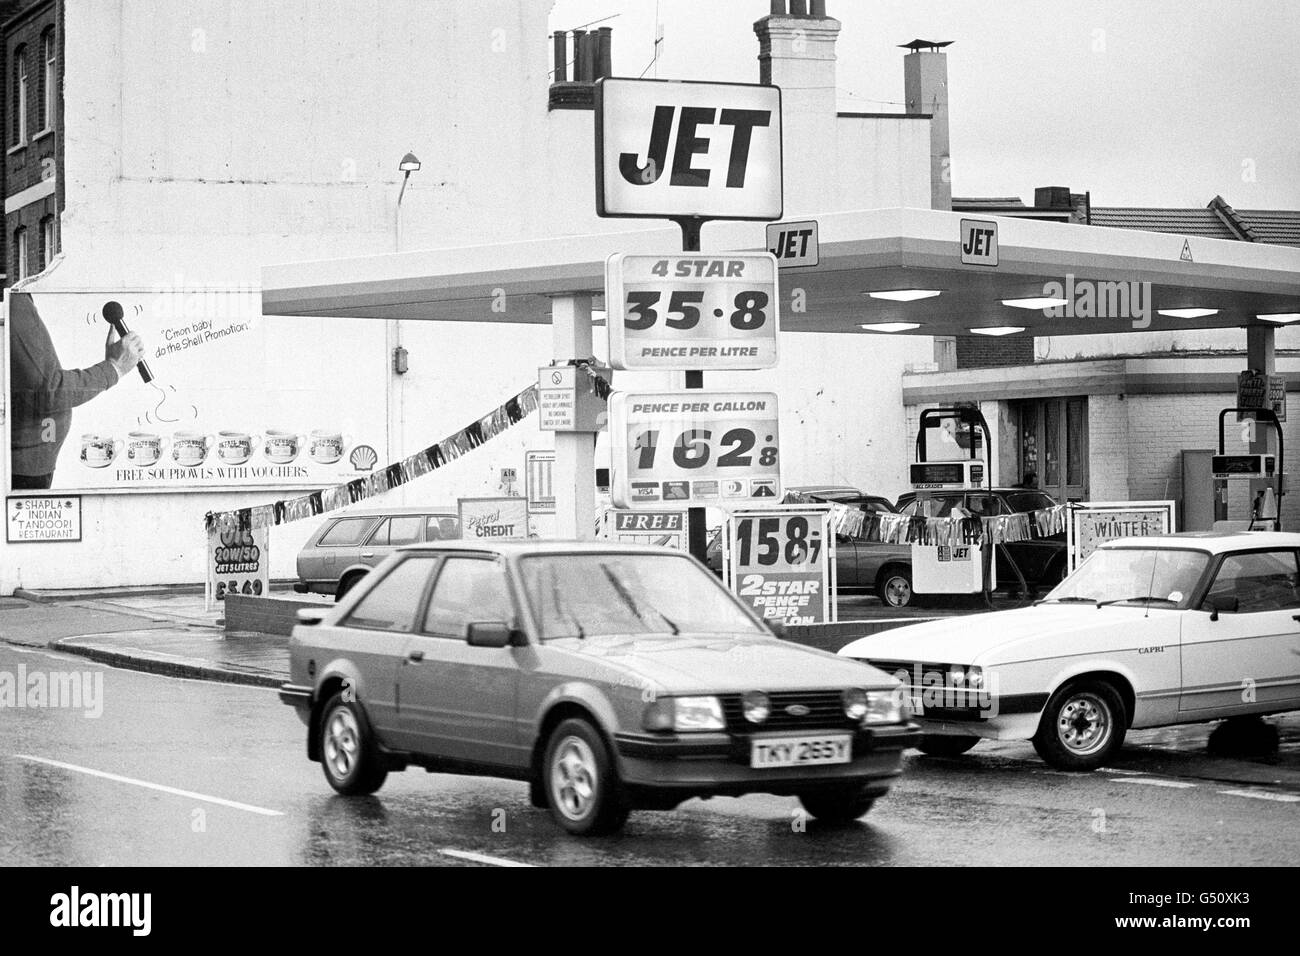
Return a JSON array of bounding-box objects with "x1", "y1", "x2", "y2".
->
[
  {"x1": 1217, "y1": 788, "x2": 1300, "y2": 803},
  {"x1": 441, "y1": 848, "x2": 534, "y2": 868},
  {"x1": 1111, "y1": 777, "x2": 1196, "y2": 789},
  {"x1": 13, "y1": 754, "x2": 283, "y2": 817}
]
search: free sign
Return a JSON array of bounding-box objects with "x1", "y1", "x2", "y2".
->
[
  {"x1": 605, "y1": 252, "x2": 779, "y2": 370},
  {"x1": 595, "y1": 78, "x2": 783, "y2": 221},
  {"x1": 608, "y1": 391, "x2": 781, "y2": 509}
]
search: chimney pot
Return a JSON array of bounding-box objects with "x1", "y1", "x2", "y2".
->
[
  {"x1": 597, "y1": 26, "x2": 613, "y2": 79},
  {"x1": 552, "y1": 32, "x2": 567, "y2": 83}
]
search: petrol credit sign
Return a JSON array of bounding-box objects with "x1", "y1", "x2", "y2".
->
[
  {"x1": 608, "y1": 391, "x2": 781, "y2": 509},
  {"x1": 595, "y1": 78, "x2": 783, "y2": 221},
  {"x1": 605, "y1": 252, "x2": 779, "y2": 370}
]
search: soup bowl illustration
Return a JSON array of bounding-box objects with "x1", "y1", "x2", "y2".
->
[
  {"x1": 125, "y1": 432, "x2": 166, "y2": 468},
  {"x1": 264, "y1": 430, "x2": 303, "y2": 464},
  {"x1": 80, "y1": 434, "x2": 122, "y2": 469},
  {"x1": 216, "y1": 431, "x2": 259, "y2": 466},
  {"x1": 308, "y1": 430, "x2": 348, "y2": 465},
  {"x1": 172, "y1": 431, "x2": 212, "y2": 467}
]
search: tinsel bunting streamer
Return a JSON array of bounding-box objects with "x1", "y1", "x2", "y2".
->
[
  {"x1": 780, "y1": 491, "x2": 1068, "y2": 546},
  {"x1": 204, "y1": 381, "x2": 547, "y2": 534}
]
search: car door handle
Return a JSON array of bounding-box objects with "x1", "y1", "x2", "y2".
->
[
  {"x1": 361, "y1": 552, "x2": 374, "y2": 558},
  {"x1": 1292, "y1": 614, "x2": 1300, "y2": 623},
  {"x1": 407, "y1": 649, "x2": 425, "y2": 663}
]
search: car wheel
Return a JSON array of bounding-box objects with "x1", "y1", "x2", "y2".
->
[
  {"x1": 319, "y1": 692, "x2": 388, "y2": 795},
  {"x1": 543, "y1": 718, "x2": 629, "y2": 836},
  {"x1": 798, "y1": 786, "x2": 875, "y2": 824},
  {"x1": 335, "y1": 571, "x2": 365, "y2": 602},
  {"x1": 877, "y1": 568, "x2": 913, "y2": 608},
  {"x1": 1032, "y1": 679, "x2": 1126, "y2": 772},
  {"x1": 916, "y1": 734, "x2": 980, "y2": 757}
]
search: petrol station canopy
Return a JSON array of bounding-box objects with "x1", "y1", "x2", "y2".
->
[{"x1": 262, "y1": 207, "x2": 1300, "y2": 336}]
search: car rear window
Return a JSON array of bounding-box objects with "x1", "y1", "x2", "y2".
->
[
  {"x1": 317, "y1": 517, "x2": 375, "y2": 547},
  {"x1": 367, "y1": 516, "x2": 423, "y2": 546}
]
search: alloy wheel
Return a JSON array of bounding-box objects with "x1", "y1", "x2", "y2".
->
[{"x1": 550, "y1": 735, "x2": 599, "y2": 821}]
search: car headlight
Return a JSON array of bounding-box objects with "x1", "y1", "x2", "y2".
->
[
  {"x1": 742, "y1": 690, "x2": 770, "y2": 724},
  {"x1": 862, "y1": 690, "x2": 905, "y2": 725},
  {"x1": 842, "y1": 688, "x2": 869, "y2": 721},
  {"x1": 642, "y1": 696, "x2": 726, "y2": 732}
]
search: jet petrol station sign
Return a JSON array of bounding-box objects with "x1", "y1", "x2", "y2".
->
[{"x1": 595, "y1": 78, "x2": 783, "y2": 221}]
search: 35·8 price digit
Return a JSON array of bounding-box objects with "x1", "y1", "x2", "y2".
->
[
  {"x1": 624, "y1": 290, "x2": 768, "y2": 331},
  {"x1": 633, "y1": 428, "x2": 778, "y2": 470}
]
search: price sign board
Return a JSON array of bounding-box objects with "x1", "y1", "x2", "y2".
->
[
  {"x1": 606, "y1": 252, "x2": 779, "y2": 370},
  {"x1": 206, "y1": 524, "x2": 269, "y2": 602},
  {"x1": 595, "y1": 78, "x2": 783, "y2": 221},
  {"x1": 724, "y1": 508, "x2": 834, "y2": 625},
  {"x1": 609, "y1": 391, "x2": 781, "y2": 508}
]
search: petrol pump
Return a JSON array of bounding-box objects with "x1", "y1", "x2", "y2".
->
[
  {"x1": 1213, "y1": 407, "x2": 1285, "y2": 531},
  {"x1": 908, "y1": 404, "x2": 996, "y2": 601}
]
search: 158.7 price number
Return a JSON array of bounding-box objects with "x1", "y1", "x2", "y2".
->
[
  {"x1": 633, "y1": 427, "x2": 778, "y2": 470},
  {"x1": 735, "y1": 516, "x2": 822, "y2": 567},
  {"x1": 625, "y1": 290, "x2": 770, "y2": 331}
]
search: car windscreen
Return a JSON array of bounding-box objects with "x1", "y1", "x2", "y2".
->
[
  {"x1": 519, "y1": 552, "x2": 766, "y2": 640},
  {"x1": 1042, "y1": 547, "x2": 1210, "y2": 609}
]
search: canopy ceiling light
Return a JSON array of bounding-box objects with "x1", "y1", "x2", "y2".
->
[
  {"x1": 1258, "y1": 313, "x2": 1300, "y2": 324},
  {"x1": 1157, "y1": 308, "x2": 1219, "y2": 319},
  {"x1": 970, "y1": 326, "x2": 1025, "y2": 336},
  {"x1": 1002, "y1": 297, "x2": 1069, "y2": 310},
  {"x1": 863, "y1": 289, "x2": 941, "y2": 302},
  {"x1": 859, "y1": 322, "x2": 921, "y2": 333}
]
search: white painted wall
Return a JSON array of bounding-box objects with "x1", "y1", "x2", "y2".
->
[{"x1": 2, "y1": 0, "x2": 934, "y2": 591}]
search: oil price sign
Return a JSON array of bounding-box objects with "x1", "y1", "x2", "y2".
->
[
  {"x1": 606, "y1": 253, "x2": 779, "y2": 370},
  {"x1": 725, "y1": 508, "x2": 833, "y2": 625},
  {"x1": 609, "y1": 391, "x2": 781, "y2": 508}
]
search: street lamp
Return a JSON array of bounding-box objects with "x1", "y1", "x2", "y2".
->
[{"x1": 397, "y1": 151, "x2": 421, "y2": 206}]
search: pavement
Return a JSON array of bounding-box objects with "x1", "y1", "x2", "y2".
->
[
  {"x1": 0, "y1": 587, "x2": 292, "y2": 688},
  {"x1": 0, "y1": 584, "x2": 994, "y2": 688}
]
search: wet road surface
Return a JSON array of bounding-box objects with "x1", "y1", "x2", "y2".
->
[{"x1": 2, "y1": 643, "x2": 1297, "y2": 866}]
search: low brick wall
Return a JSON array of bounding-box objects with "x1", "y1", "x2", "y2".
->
[
  {"x1": 783, "y1": 618, "x2": 937, "y2": 654},
  {"x1": 224, "y1": 594, "x2": 330, "y2": 637}
]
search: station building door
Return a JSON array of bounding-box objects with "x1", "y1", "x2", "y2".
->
[{"x1": 1014, "y1": 397, "x2": 1088, "y2": 502}]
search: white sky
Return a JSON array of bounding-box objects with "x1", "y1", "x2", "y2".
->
[{"x1": 550, "y1": 0, "x2": 1300, "y2": 209}]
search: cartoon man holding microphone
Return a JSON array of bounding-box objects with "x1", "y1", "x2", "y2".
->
[{"x1": 8, "y1": 293, "x2": 146, "y2": 489}]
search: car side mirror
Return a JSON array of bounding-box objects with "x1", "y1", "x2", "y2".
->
[
  {"x1": 1204, "y1": 594, "x2": 1238, "y2": 620},
  {"x1": 296, "y1": 607, "x2": 328, "y2": 626},
  {"x1": 766, "y1": 619, "x2": 789, "y2": 640},
  {"x1": 466, "y1": 622, "x2": 514, "y2": 648}
]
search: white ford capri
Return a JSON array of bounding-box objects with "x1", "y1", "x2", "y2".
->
[{"x1": 839, "y1": 532, "x2": 1300, "y2": 771}]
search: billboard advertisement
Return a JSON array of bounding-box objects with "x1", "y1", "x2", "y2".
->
[{"x1": 5, "y1": 290, "x2": 386, "y2": 493}]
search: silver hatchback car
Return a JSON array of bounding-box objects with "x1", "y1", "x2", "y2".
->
[{"x1": 294, "y1": 506, "x2": 460, "y2": 600}]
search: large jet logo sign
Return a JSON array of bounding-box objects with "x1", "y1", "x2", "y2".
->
[{"x1": 596, "y1": 78, "x2": 783, "y2": 221}]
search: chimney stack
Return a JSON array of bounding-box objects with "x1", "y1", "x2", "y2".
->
[
  {"x1": 754, "y1": 3, "x2": 841, "y2": 213},
  {"x1": 548, "y1": 28, "x2": 615, "y2": 110},
  {"x1": 903, "y1": 46, "x2": 952, "y2": 210}
]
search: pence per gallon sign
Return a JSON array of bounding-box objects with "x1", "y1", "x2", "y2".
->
[{"x1": 595, "y1": 78, "x2": 783, "y2": 221}]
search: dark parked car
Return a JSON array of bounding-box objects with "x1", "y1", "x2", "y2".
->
[
  {"x1": 280, "y1": 541, "x2": 918, "y2": 835},
  {"x1": 294, "y1": 506, "x2": 460, "y2": 599},
  {"x1": 706, "y1": 485, "x2": 915, "y2": 608},
  {"x1": 894, "y1": 488, "x2": 1069, "y2": 592}
]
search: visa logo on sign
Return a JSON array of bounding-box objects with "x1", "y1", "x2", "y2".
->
[
  {"x1": 596, "y1": 78, "x2": 783, "y2": 221},
  {"x1": 960, "y1": 219, "x2": 998, "y2": 266}
]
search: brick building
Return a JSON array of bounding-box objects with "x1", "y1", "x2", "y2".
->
[{"x1": 2, "y1": 0, "x2": 60, "y2": 285}]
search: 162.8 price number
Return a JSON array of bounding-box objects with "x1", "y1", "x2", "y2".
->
[
  {"x1": 633, "y1": 427, "x2": 778, "y2": 471},
  {"x1": 735, "y1": 516, "x2": 822, "y2": 567}
]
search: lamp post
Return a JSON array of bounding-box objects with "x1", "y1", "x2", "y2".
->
[
  {"x1": 390, "y1": 152, "x2": 420, "y2": 467},
  {"x1": 395, "y1": 151, "x2": 421, "y2": 250}
]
